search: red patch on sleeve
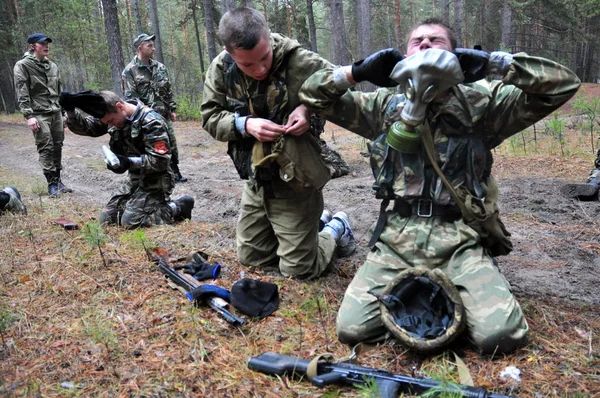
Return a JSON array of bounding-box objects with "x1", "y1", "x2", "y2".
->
[{"x1": 154, "y1": 141, "x2": 168, "y2": 154}]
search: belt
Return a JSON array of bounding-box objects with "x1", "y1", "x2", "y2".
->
[{"x1": 393, "y1": 198, "x2": 462, "y2": 220}]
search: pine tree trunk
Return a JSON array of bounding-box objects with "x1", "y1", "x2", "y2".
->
[
  {"x1": 101, "y1": 0, "x2": 125, "y2": 96},
  {"x1": 149, "y1": 0, "x2": 165, "y2": 63},
  {"x1": 307, "y1": 0, "x2": 318, "y2": 52},
  {"x1": 202, "y1": 0, "x2": 218, "y2": 61}
]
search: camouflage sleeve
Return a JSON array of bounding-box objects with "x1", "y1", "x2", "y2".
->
[
  {"x1": 13, "y1": 62, "x2": 34, "y2": 119},
  {"x1": 65, "y1": 109, "x2": 109, "y2": 137},
  {"x1": 163, "y1": 66, "x2": 177, "y2": 112},
  {"x1": 201, "y1": 56, "x2": 238, "y2": 142},
  {"x1": 479, "y1": 53, "x2": 581, "y2": 147},
  {"x1": 284, "y1": 47, "x2": 333, "y2": 109},
  {"x1": 299, "y1": 68, "x2": 395, "y2": 140},
  {"x1": 121, "y1": 66, "x2": 140, "y2": 101},
  {"x1": 140, "y1": 112, "x2": 171, "y2": 174}
]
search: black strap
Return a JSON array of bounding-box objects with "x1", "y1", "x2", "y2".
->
[{"x1": 368, "y1": 198, "x2": 390, "y2": 250}]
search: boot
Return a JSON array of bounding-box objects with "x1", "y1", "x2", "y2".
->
[
  {"x1": 323, "y1": 211, "x2": 356, "y2": 257},
  {"x1": 0, "y1": 186, "x2": 27, "y2": 214},
  {"x1": 319, "y1": 209, "x2": 332, "y2": 232},
  {"x1": 559, "y1": 183, "x2": 599, "y2": 200},
  {"x1": 172, "y1": 195, "x2": 195, "y2": 221},
  {"x1": 56, "y1": 170, "x2": 73, "y2": 193},
  {"x1": 172, "y1": 162, "x2": 188, "y2": 183},
  {"x1": 45, "y1": 172, "x2": 60, "y2": 197}
]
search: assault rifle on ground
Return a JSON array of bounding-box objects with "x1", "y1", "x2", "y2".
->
[
  {"x1": 151, "y1": 253, "x2": 246, "y2": 326},
  {"x1": 248, "y1": 352, "x2": 513, "y2": 398}
]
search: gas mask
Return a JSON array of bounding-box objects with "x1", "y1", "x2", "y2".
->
[{"x1": 386, "y1": 49, "x2": 464, "y2": 153}]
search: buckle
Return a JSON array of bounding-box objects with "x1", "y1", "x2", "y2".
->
[{"x1": 417, "y1": 199, "x2": 433, "y2": 217}]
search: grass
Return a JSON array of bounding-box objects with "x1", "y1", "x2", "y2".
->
[{"x1": 1, "y1": 91, "x2": 600, "y2": 397}]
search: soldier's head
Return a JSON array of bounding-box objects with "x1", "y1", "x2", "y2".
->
[
  {"x1": 218, "y1": 7, "x2": 272, "y2": 81},
  {"x1": 134, "y1": 33, "x2": 156, "y2": 61},
  {"x1": 405, "y1": 18, "x2": 456, "y2": 58},
  {"x1": 98, "y1": 91, "x2": 134, "y2": 128},
  {"x1": 27, "y1": 33, "x2": 52, "y2": 60}
]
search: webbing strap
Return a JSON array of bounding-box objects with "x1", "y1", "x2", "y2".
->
[{"x1": 368, "y1": 198, "x2": 390, "y2": 250}]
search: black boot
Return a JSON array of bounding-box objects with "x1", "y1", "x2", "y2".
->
[
  {"x1": 173, "y1": 195, "x2": 194, "y2": 220},
  {"x1": 45, "y1": 172, "x2": 60, "y2": 197},
  {"x1": 559, "y1": 183, "x2": 599, "y2": 200},
  {"x1": 56, "y1": 170, "x2": 73, "y2": 193},
  {"x1": 172, "y1": 163, "x2": 188, "y2": 183}
]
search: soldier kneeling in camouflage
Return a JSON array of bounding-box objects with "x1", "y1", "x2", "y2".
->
[
  {"x1": 560, "y1": 154, "x2": 600, "y2": 200},
  {"x1": 60, "y1": 90, "x2": 194, "y2": 229},
  {"x1": 300, "y1": 18, "x2": 580, "y2": 354}
]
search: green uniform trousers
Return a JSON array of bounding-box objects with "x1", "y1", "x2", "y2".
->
[
  {"x1": 99, "y1": 176, "x2": 174, "y2": 229},
  {"x1": 237, "y1": 182, "x2": 337, "y2": 279},
  {"x1": 32, "y1": 111, "x2": 64, "y2": 173},
  {"x1": 165, "y1": 118, "x2": 179, "y2": 165},
  {"x1": 336, "y1": 212, "x2": 528, "y2": 354}
]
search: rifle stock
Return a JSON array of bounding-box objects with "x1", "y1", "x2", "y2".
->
[{"x1": 248, "y1": 352, "x2": 513, "y2": 398}]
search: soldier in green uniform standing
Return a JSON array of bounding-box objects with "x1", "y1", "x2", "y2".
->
[
  {"x1": 299, "y1": 18, "x2": 581, "y2": 353},
  {"x1": 60, "y1": 90, "x2": 194, "y2": 229},
  {"x1": 201, "y1": 7, "x2": 355, "y2": 280},
  {"x1": 14, "y1": 33, "x2": 72, "y2": 197},
  {"x1": 122, "y1": 34, "x2": 188, "y2": 183}
]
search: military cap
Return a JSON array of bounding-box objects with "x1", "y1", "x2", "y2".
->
[
  {"x1": 133, "y1": 33, "x2": 155, "y2": 48},
  {"x1": 27, "y1": 33, "x2": 52, "y2": 44}
]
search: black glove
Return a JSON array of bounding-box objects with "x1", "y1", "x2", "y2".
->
[
  {"x1": 106, "y1": 154, "x2": 130, "y2": 174},
  {"x1": 453, "y1": 48, "x2": 490, "y2": 83},
  {"x1": 58, "y1": 90, "x2": 76, "y2": 112},
  {"x1": 351, "y1": 48, "x2": 403, "y2": 87},
  {"x1": 174, "y1": 258, "x2": 221, "y2": 281}
]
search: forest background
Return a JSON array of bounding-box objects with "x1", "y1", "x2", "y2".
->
[{"x1": 1, "y1": 0, "x2": 600, "y2": 117}]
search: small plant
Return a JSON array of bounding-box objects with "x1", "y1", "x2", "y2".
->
[
  {"x1": 354, "y1": 375, "x2": 381, "y2": 398},
  {"x1": 81, "y1": 221, "x2": 108, "y2": 267},
  {"x1": 31, "y1": 178, "x2": 47, "y2": 212},
  {"x1": 546, "y1": 114, "x2": 567, "y2": 156},
  {"x1": 572, "y1": 95, "x2": 600, "y2": 153},
  {"x1": 0, "y1": 301, "x2": 15, "y2": 350},
  {"x1": 120, "y1": 229, "x2": 155, "y2": 258}
]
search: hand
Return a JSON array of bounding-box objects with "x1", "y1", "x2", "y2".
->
[
  {"x1": 58, "y1": 90, "x2": 75, "y2": 112},
  {"x1": 453, "y1": 48, "x2": 490, "y2": 83},
  {"x1": 245, "y1": 117, "x2": 287, "y2": 142},
  {"x1": 351, "y1": 48, "x2": 403, "y2": 87},
  {"x1": 106, "y1": 154, "x2": 130, "y2": 174},
  {"x1": 170, "y1": 112, "x2": 177, "y2": 122},
  {"x1": 284, "y1": 105, "x2": 310, "y2": 136},
  {"x1": 27, "y1": 117, "x2": 40, "y2": 132},
  {"x1": 174, "y1": 260, "x2": 221, "y2": 281}
]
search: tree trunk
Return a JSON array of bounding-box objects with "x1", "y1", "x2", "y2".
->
[
  {"x1": 148, "y1": 0, "x2": 164, "y2": 63},
  {"x1": 221, "y1": 0, "x2": 236, "y2": 14},
  {"x1": 357, "y1": 0, "x2": 374, "y2": 91},
  {"x1": 191, "y1": 0, "x2": 205, "y2": 75},
  {"x1": 393, "y1": 0, "x2": 402, "y2": 49},
  {"x1": 306, "y1": 0, "x2": 318, "y2": 52},
  {"x1": 454, "y1": 0, "x2": 463, "y2": 47},
  {"x1": 441, "y1": 0, "x2": 450, "y2": 25},
  {"x1": 202, "y1": 0, "x2": 218, "y2": 61},
  {"x1": 501, "y1": 2, "x2": 512, "y2": 50},
  {"x1": 329, "y1": 0, "x2": 350, "y2": 65},
  {"x1": 131, "y1": 0, "x2": 143, "y2": 34},
  {"x1": 101, "y1": 0, "x2": 125, "y2": 96},
  {"x1": 273, "y1": 0, "x2": 280, "y2": 34}
]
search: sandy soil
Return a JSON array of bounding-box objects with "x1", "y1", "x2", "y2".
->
[{"x1": 1, "y1": 118, "x2": 599, "y2": 307}]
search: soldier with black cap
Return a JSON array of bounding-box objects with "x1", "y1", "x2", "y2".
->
[
  {"x1": 14, "y1": 33, "x2": 72, "y2": 197},
  {"x1": 122, "y1": 33, "x2": 188, "y2": 183},
  {"x1": 59, "y1": 90, "x2": 195, "y2": 229}
]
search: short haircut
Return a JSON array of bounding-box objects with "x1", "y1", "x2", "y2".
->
[
  {"x1": 406, "y1": 18, "x2": 458, "y2": 50},
  {"x1": 99, "y1": 91, "x2": 124, "y2": 114},
  {"x1": 218, "y1": 7, "x2": 270, "y2": 52}
]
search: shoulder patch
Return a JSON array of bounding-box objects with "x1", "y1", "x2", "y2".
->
[{"x1": 154, "y1": 141, "x2": 168, "y2": 154}]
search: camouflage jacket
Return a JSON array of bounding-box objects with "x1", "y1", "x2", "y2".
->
[
  {"x1": 299, "y1": 53, "x2": 581, "y2": 205},
  {"x1": 13, "y1": 52, "x2": 63, "y2": 119},
  {"x1": 66, "y1": 100, "x2": 173, "y2": 192},
  {"x1": 122, "y1": 56, "x2": 176, "y2": 118},
  {"x1": 201, "y1": 33, "x2": 332, "y2": 196}
]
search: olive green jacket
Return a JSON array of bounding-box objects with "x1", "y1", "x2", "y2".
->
[{"x1": 13, "y1": 52, "x2": 63, "y2": 119}]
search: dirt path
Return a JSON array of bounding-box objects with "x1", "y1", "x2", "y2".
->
[{"x1": 1, "y1": 120, "x2": 599, "y2": 306}]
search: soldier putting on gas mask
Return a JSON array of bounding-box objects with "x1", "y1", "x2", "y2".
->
[
  {"x1": 299, "y1": 18, "x2": 581, "y2": 354},
  {"x1": 60, "y1": 90, "x2": 194, "y2": 229}
]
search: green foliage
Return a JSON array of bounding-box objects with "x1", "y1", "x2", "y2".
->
[
  {"x1": 353, "y1": 376, "x2": 381, "y2": 398},
  {"x1": 572, "y1": 94, "x2": 600, "y2": 152},
  {"x1": 81, "y1": 310, "x2": 119, "y2": 355},
  {"x1": 82, "y1": 221, "x2": 107, "y2": 249},
  {"x1": 545, "y1": 115, "x2": 567, "y2": 156},
  {"x1": 176, "y1": 95, "x2": 203, "y2": 121},
  {"x1": 0, "y1": 301, "x2": 15, "y2": 337},
  {"x1": 120, "y1": 229, "x2": 155, "y2": 252}
]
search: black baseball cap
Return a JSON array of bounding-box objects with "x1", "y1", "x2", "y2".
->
[
  {"x1": 133, "y1": 33, "x2": 155, "y2": 48},
  {"x1": 27, "y1": 33, "x2": 52, "y2": 44}
]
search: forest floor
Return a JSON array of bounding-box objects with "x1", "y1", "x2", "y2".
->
[{"x1": 0, "y1": 84, "x2": 599, "y2": 397}]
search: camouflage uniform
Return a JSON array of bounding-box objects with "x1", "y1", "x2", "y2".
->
[
  {"x1": 202, "y1": 34, "x2": 340, "y2": 279},
  {"x1": 122, "y1": 56, "x2": 181, "y2": 172},
  {"x1": 299, "y1": 53, "x2": 581, "y2": 353},
  {"x1": 66, "y1": 100, "x2": 175, "y2": 228},
  {"x1": 13, "y1": 52, "x2": 64, "y2": 180}
]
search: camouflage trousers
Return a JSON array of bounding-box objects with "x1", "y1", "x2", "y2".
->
[
  {"x1": 237, "y1": 182, "x2": 337, "y2": 279},
  {"x1": 165, "y1": 118, "x2": 179, "y2": 165},
  {"x1": 32, "y1": 112, "x2": 64, "y2": 173},
  {"x1": 99, "y1": 177, "x2": 174, "y2": 229},
  {"x1": 336, "y1": 212, "x2": 528, "y2": 354},
  {"x1": 319, "y1": 139, "x2": 349, "y2": 179}
]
